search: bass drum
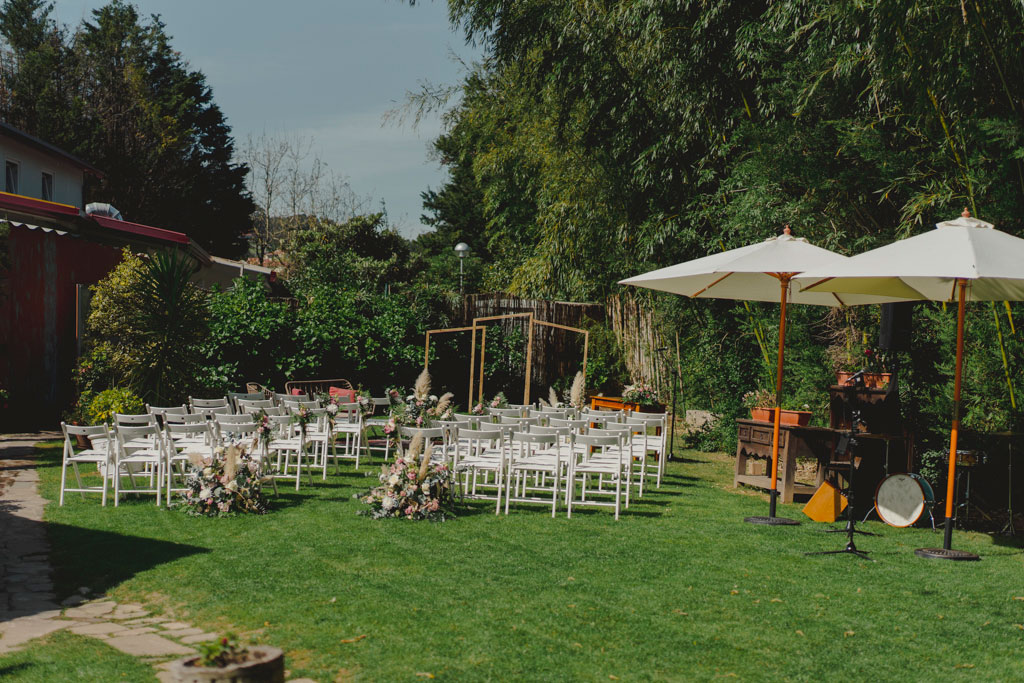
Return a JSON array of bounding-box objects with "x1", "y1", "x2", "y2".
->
[{"x1": 874, "y1": 473, "x2": 935, "y2": 527}]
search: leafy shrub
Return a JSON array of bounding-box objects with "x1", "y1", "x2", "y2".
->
[
  {"x1": 86, "y1": 388, "x2": 144, "y2": 425},
  {"x1": 84, "y1": 249, "x2": 209, "y2": 404}
]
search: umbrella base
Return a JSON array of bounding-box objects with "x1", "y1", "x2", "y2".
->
[
  {"x1": 744, "y1": 515, "x2": 800, "y2": 526},
  {"x1": 914, "y1": 547, "x2": 980, "y2": 561}
]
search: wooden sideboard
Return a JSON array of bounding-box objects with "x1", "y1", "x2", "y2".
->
[{"x1": 734, "y1": 419, "x2": 837, "y2": 503}]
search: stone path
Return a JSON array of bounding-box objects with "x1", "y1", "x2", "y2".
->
[{"x1": 0, "y1": 433, "x2": 314, "y2": 682}]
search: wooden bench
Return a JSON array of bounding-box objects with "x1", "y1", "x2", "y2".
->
[{"x1": 283, "y1": 379, "x2": 353, "y2": 397}]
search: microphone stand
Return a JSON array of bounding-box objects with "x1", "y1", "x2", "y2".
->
[{"x1": 807, "y1": 372, "x2": 876, "y2": 561}]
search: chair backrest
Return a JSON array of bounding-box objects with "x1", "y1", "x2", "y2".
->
[
  {"x1": 190, "y1": 396, "x2": 229, "y2": 410},
  {"x1": 574, "y1": 431, "x2": 625, "y2": 448},
  {"x1": 328, "y1": 402, "x2": 361, "y2": 425},
  {"x1": 510, "y1": 430, "x2": 558, "y2": 451},
  {"x1": 490, "y1": 407, "x2": 525, "y2": 418},
  {"x1": 114, "y1": 423, "x2": 163, "y2": 451},
  {"x1": 227, "y1": 392, "x2": 266, "y2": 412},
  {"x1": 238, "y1": 398, "x2": 275, "y2": 411},
  {"x1": 275, "y1": 392, "x2": 309, "y2": 405},
  {"x1": 533, "y1": 408, "x2": 568, "y2": 420},
  {"x1": 548, "y1": 417, "x2": 589, "y2": 432},
  {"x1": 61, "y1": 422, "x2": 110, "y2": 453},
  {"x1": 164, "y1": 412, "x2": 209, "y2": 426},
  {"x1": 242, "y1": 405, "x2": 285, "y2": 416},
  {"x1": 164, "y1": 421, "x2": 212, "y2": 441},
  {"x1": 530, "y1": 425, "x2": 571, "y2": 439},
  {"x1": 193, "y1": 405, "x2": 233, "y2": 420},
  {"x1": 499, "y1": 415, "x2": 538, "y2": 430},
  {"x1": 398, "y1": 425, "x2": 445, "y2": 441},
  {"x1": 453, "y1": 413, "x2": 483, "y2": 428},
  {"x1": 295, "y1": 400, "x2": 322, "y2": 410},
  {"x1": 215, "y1": 413, "x2": 257, "y2": 427},
  {"x1": 146, "y1": 404, "x2": 187, "y2": 416},
  {"x1": 114, "y1": 412, "x2": 158, "y2": 426}
]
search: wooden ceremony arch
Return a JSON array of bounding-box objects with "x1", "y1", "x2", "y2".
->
[{"x1": 424, "y1": 313, "x2": 589, "y2": 406}]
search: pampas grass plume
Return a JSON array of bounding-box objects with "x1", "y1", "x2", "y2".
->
[
  {"x1": 548, "y1": 386, "x2": 559, "y2": 408},
  {"x1": 436, "y1": 392, "x2": 453, "y2": 415},
  {"x1": 417, "y1": 443, "x2": 433, "y2": 482},
  {"x1": 414, "y1": 368, "x2": 431, "y2": 400},
  {"x1": 569, "y1": 371, "x2": 585, "y2": 408}
]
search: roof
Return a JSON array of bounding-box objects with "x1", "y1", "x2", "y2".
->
[
  {"x1": 0, "y1": 121, "x2": 103, "y2": 176},
  {"x1": 0, "y1": 190, "x2": 81, "y2": 220},
  {"x1": 88, "y1": 213, "x2": 190, "y2": 246}
]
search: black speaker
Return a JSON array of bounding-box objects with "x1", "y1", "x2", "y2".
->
[{"x1": 879, "y1": 302, "x2": 913, "y2": 351}]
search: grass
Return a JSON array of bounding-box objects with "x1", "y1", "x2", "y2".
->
[
  {"x1": 28, "y1": 440, "x2": 1024, "y2": 681},
  {"x1": 0, "y1": 630, "x2": 156, "y2": 682}
]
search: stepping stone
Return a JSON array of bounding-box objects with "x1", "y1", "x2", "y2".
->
[
  {"x1": 106, "y1": 633, "x2": 194, "y2": 657},
  {"x1": 179, "y1": 632, "x2": 220, "y2": 644},
  {"x1": 107, "y1": 627, "x2": 159, "y2": 637},
  {"x1": 70, "y1": 622, "x2": 128, "y2": 636},
  {"x1": 108, "y1": 605, "x2": 149, "y2": 619},
  {"x1": 159, "y1": 621, "x2": 193, "y2": 630},
  {"x1": 61, "y1": 595, "x2": 86, "y2": 607},
  {"x1": 0, "y1": 615, "x2": 71, "y2": 653},
  {"x1": 65, "y1": 601, "x2": 116, "y2": 618},
  {"x1": 162, "y1": 627, "x2": 205, "y2": 638}
]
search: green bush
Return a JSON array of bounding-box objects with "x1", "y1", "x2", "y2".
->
[{"x1": 86, "y1": 388, "x2": 144, "y2": 425}]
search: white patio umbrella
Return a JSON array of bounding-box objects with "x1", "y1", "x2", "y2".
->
[
  {"x1": 620, "y1": 227, "x2": 911, "y2": 524},
  {"x1": 795, "y1": 210, "x2": 1024, "y2": 560}
]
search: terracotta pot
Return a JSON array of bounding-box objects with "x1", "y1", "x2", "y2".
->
[
  {"x1": 749, "y1": 408, "x2": 812, "y2": 427},
  {"x1": 836, "y1": 371, "x2": 892, "y2": 389},
  {"x1": 170, "y1": 647, "x2": 284, "y2": 683}
]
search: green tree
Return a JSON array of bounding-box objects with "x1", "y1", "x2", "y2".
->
[
  {"x1": 0, "y1": 0, "x2": 254, "y2": 256},
  {"x1": 85, "y1": 249, "x2": 208, "y2": 404}
]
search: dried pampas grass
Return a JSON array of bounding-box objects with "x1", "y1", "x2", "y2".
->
[
  {"x1": 418, "y1": 443, "x2": 434, "y2": 482},
  {"x1": 569, "y1": 371, "x2": 585, "y2": 408},
  {"x1": 548, "y1": 387, "x2": 559, "y2": 408},
  {"x1": 414, "y1": 368, "x2": 431, "y2": 400},
  {"x1": 407, "y1": 434, "x2": 425, "y2": 461},
  {"x1": 223, "y1": 444, "x2": 241, "y2": 481},
  {"x1": 436, "y1": 392, "x2": 453, "y2": 415}
]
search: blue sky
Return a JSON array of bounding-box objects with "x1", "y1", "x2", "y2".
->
[{"x1": 51, "y1": 0, "x2": 480, "y2": 237}]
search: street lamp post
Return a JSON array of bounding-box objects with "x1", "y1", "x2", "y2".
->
[{"x1": 454, "y1": 242, "x2": 470, "y2": 294}]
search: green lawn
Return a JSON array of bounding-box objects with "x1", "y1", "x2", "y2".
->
[
  {"x1": 31, "y1": 441, "x2": 1024, "y2": 681},
  {"x1": 0, "y1": 630, "x2": 156, "y2": 682}
]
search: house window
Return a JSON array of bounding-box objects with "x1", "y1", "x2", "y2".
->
[
  {"x1": 41, "y1": 172, "x2": 53, "y2": 201},
  {"x1": 5, "y1": 160, "x2": 18, "y2": 194}
]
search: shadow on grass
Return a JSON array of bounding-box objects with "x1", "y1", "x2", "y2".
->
[
  {"x1": 0, "y1": 663, "x2": 32, "y2": 677},
  {"x1": 38, "y1": 514, "x2": 209, "y2": 606}
]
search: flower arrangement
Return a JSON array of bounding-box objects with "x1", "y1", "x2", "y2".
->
[
  {"x1": 622, "y1": 382, "x2": 660, "y2": 407},
  {"x1": 384, "y1": 370, "x2": 454, "y2": 439},
  {"x1": 179, "y1": 444, "x2": 270, "y2": 517},
  {"x1": 471, "y1": 392, "x2": 508, "y2": 415},
  {"x1": 290, "y1": 405, "x2": 315, "y2": 437},
  {"x1": 354, "y1": 388, "x2": 374, "y2": 418},
  {"x1": 359, "y1": 435, "x2": 455, "y2": 521},
  {"x1": 742, "y1": 387, "x2": 776, "y2": 410},
  {"x1": 252, "y1": 409, "x2": 274, "y2": 450}
]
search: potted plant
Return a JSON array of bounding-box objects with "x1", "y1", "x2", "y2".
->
[
  {"x1": 742, "y1": 388, "x2": 813, "y2": 426},
  {"x1": 829, "y1": 338, "x2": 891, "y2": 389},
  {"x1": 621, "y1": 382, "x2": 665, "y2": 413},
  {"x1": 170, "y1": 634, "x2": 284, "y2": 683}
]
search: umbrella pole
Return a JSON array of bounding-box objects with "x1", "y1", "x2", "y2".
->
[
  {"x1": 916, "y1": 279, "x2": 979, "y2": 560},
  {"x1": 769, "y1": 281, "x2": 788, "y2": 518},
  {"x1": 745, "y1": 275, "x2": 799, "y2": 526}
]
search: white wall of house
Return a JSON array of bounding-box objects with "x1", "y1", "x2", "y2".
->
[{"x1": 0, "y1": 136, "x2": 84, "y2": 208}]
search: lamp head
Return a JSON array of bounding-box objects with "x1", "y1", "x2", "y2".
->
[{"x1": 454, "y1": 242, "x2": 470, "y2": 259}]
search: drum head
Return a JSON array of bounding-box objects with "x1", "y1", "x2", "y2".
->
[{"x1": 875, "y1": 473, "x2": 926, "y2": 527}]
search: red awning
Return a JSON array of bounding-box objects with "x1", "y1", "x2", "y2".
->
[
  {"x1": 0, "y1": 191, "x2": 80, "y2": 220},
  {"x1": 88, "y1": 214, "x2": 190, "y2": 246}
]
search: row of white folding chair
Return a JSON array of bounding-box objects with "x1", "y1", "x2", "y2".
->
[
  {"x1": 60, "y1": 420, "x2": 173, "y2": 507},
  {"x1": 443, "y1": 422, "x2": 632, "y2": 518}
]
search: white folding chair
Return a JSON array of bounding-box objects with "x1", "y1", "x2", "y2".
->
[
  {"x1": 267, "y1": 414, "x2": 313, "y2": 490},
  {"x1": 113, "y1": 423, "x2": 167, "y2": 506},
  {"x1": 164, "y1": 421, "x2": 216, "y2": 500},
  {"x1": 237, "y1": 398, "x2": 275, "y2": 413},
  {"x1": 568, "y1": 431, "x2": 631, "y2": 519},
  {"x1": 59, "y1": 423, "x2": 112, "y2": 506},
  {"x1": 504, "y1": 431, "x2": 568, "y2": 517},
  {"x1": 454, "y1": 426, "x2": 506, "y2": 514},
  {"x1": 629, "y1": 413, "x2": 668, "y2": 487}
]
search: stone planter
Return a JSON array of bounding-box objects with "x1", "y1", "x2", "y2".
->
[
  {"x1": 749, "y1": 408, "x2": 812, "y2": 426},
  {"x1": 836, "y1": 371, "x2": 892, "y2": 389},
  {"x1": 170, "y1": 647, "x2": 284, "y2": 683}
]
